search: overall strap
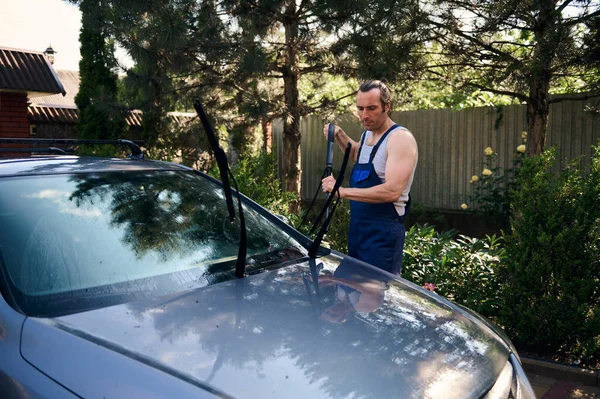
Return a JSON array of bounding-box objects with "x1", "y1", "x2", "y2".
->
[
  {"x1": 355, "y1": 131, "x2": 368, "y2": 161},
  {"x1": 369, "y1": 124, "x2": 398, "y2": 163}
]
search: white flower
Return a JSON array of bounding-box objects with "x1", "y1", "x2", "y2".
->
[
  {"x1": 470, "y1": 175, "x2": 479, "y2": 183},
  {"x1": 482, "y1": 168, "x2": 492, "y2": 176},
  {"x1": 460, "y1": 203, "x2": 468, "y2": 210},
  {"x1": 484, "y1": 147, "x2": 493, "y2": 156},
  {"x1": 521, "y1": 131, "x2": 527, "y2": 139},
  {"x1": 517, "y1": 144, "x2": 526, "y2": 153}
]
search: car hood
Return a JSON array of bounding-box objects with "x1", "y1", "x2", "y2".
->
[{"x1": 21, "y1": 254, "x2": 510, "y2": 399}]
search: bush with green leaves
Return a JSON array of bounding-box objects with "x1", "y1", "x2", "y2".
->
[
  {"x1": 402, "y1": 224, "x2": 506, "y2": 318},
  {"x1": 214, "y1": 151, "x2": 299, "y2": 224},
  {"x1": 499, "y1": 145, "x2": 600, "y2": 366},
  {"x1": 467, "y1": 139, "x2": 526, "y2": 229},
  {"x1": 322, "y1": 198, "x2": 351, "y2": 253}
]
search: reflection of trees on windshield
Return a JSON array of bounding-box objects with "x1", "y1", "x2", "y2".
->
[
  {"x1": 1, "y1": 163, "x2": 309, "y2": 317},
  {"x1": 69, "y1": 172, "x2": 218, "y2": 260},
  {"x1": 124, "y1": 259, "x2": 503, "y2": 399},
  {"x1": 67, "y1": 171, "x2": 290, "y2": 263}
]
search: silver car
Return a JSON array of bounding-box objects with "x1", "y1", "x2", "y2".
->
[{"x1": 0, "y1": 155, "x2": 534, "y2": 398}]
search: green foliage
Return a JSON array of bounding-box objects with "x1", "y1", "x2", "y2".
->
[
  {"x1": 210, "y1": 151, "x2": 299, "y2": 223},
  {"x1": 499, "y1": 145, "x2": 600, "y2": 365},
  {"x1": 298, "y1": 74, "x2": 358, "y2": 119},
  {"x1": 75, "y1": 0, "x2": 125, "y2": 141},
  {"x1": 425, "y1": 1, "x2": 599, "y2": 156},
  {"x1": 391, "y1": 43, "x2": 520, "y2": 110},
  {"x1": 76, "y1": 144, "x2": 126, "y2": 158},
  {"x1": 322, "y1": 199, "x2": 351, "y2": 254},
  {"x1": 402, "y1": 224, "x2": 506, "y2": 318},
  {"x1": 467, "y1": 143, "x2": 525, "y2": 229},
  {"x1": 83, "y1": 0, "x2": 430, "y2": 197},
  {"x1": 583, "y1": 15, "x2": 600, "y2": 93}
]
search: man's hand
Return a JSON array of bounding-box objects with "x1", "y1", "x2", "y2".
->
[
  {"x1": 323, "y1": 123, "x2": 359, "y2": 162},
  {"x1": 323, "y1": 123, "x2": 341, "y2": 140},
  {"x1": 321, "y1": 175, "x2": 344, "y2": 198}
]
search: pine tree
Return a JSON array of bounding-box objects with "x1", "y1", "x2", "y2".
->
[
  {"x1": 82, "y1": 0, "x2": 425, "y2": 203},
  {"x1": 420, "y1": 0, "x2": 600, "y2": 155},
  {"x1": 75, "y1": 0, "x2": 125, "y2": 141}
]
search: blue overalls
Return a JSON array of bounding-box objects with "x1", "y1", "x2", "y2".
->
[{"x1": 348, "y1": 124, "x2": 410, "y2": 275}]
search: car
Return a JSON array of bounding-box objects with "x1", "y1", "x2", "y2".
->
[{"x1": 0, "y1": 137, "x2": 535, "y2": 399}]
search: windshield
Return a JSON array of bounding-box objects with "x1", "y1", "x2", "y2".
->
[{"x1": 0, "y1": 170, "x2": 306, "y2": 316}]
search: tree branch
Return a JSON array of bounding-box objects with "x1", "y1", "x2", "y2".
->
[
  {"x1": 298, "y1": 64, "x2": 329, "y2": 76},
  {"x1": 304, "y1": 90, "x2": 358, "y2": 114},
  {"x1": 557, "y1": 0, "x2": 574, "y2": 15},
  {"x1": 428, "y1": 18, "x2": 524, "y2": 67},
  {"x1": 465, "y1": 82, "x2": 528, "y2": 101},
  {"x1": 563, "y1": 8, "x2": 600, "y2": 27},
  {"x1": 549, "y1": 92, "x2": 600, "y2": 103}
]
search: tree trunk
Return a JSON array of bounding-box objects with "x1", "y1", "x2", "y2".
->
[
  {"x1": 526, "y1": 0, "x2": 557, "y2": 157},
  {"x1": 526, "y1": 79, "x2": 550, "y2": 156},
  {"x1": 261, "y1": 119, "x2": 272, "y2": 154},
  {"x1": 281, "y1": 1, "x2": 301, "y2": 211}
]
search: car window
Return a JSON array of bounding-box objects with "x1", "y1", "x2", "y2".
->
[{"x1": 0, "y1": 170, "x2": 306, "y2": 316}]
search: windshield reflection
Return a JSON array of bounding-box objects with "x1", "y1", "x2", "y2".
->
[
  {"x1": 69, "y1": 171, "x2": 264, "y2": 260},
  {"x1": 0, "y1": 169, "x2": 305, "y2": 316}
]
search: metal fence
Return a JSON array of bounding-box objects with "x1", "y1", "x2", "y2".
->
[{"x1": 274, "y1": 96, "x2": 600, "y2": 210}]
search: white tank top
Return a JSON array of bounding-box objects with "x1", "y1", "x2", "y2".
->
[{"x1": 358, "y1": 127, "x2": 417, "y2": 216}]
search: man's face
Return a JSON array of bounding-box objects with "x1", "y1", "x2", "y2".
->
[{"x1": 356, "y1": 88, "x2": 389, "y2": 132}]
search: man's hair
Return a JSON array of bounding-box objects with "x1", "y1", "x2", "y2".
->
[{"x1": 359, "y1": 79, "x2": 391, "y2": 111}]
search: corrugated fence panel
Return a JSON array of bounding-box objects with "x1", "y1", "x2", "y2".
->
[{"x1": 273, "y1": 98, "x2": 600, "y2": 210}]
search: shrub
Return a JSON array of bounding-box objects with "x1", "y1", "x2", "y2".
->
[
  {"x1": 402, "y1": 224, "x2": 506, "y2": 318},
  {"x1": 219, "y1": 151, "x2": 299, "y2": 223},
  {"x1": 323, "y1": 198, "x2": 350, "y2": 253},
  {"x1": 499, "y1": 145, "x2": 600, "y2": 366},
  {"x1": 467, "y1": 142, "x2": 525, "y2": 230}
]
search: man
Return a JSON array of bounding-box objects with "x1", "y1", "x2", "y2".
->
[{"x1": 321, "y1": 79, "x2": 418, "y2": 275}]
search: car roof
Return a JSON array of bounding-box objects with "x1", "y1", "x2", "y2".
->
[{"x1": 0, "y1": 156, "x2": 189, "y2": 178}]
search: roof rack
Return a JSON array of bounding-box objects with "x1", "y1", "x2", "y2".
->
[
  {"x1": 0, "y1": 138, "x2": 144, "y2": 159},
  {"x1": 0, "y1": 147, "x2": 75, "y2": 155}
]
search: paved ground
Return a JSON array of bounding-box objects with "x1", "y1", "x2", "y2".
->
[{"x1": 528, "y1": 372, "x2": 600, "y2": 399}]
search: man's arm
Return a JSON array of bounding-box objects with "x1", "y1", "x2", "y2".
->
[
  {"x1": 323, "y1": 124, "x2": 360, "y2": 162},
  {"x1": 322, "y1": 128, "x2": 417, "y2": 203}
]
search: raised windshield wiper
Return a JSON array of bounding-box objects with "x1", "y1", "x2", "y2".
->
[
  {"x1": 193, "y1": 100, "x2": 247, "y2": 278},
  {"x1": 324, "y1": 123, "x2": 335, "y2": 222},
  {"x1": 308, "y1": 143, "x2": 352, "y2": 258}
]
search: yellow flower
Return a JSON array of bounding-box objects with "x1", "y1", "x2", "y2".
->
[
  {"x1": 470, "y1": 175, "x2": 479, "y2": 183},
  {"x1": 521, "y1": 131, "x2": 527, "y2": 139},
  {"x1": 482, "y1": 168, "x2": 492, "y2": 176},
  {"x1": 517, "y1": 144, "x2": 526, "y2": 153},
  {"x1": 484, "y1": 147, "x2": 493, "y2": 156},
  {"x1": 461, "y1": 203, "x2": 468, "y2": 210}
]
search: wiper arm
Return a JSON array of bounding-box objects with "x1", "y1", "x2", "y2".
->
[
  {"x1": 193, "y1": 100, "x2": 247, "y2": 278},
  {"x1": 308, "y1": 143, "x2": 352, "y2": 258}
]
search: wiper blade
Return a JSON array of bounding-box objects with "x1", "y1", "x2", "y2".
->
[
  {"x1": 324, "y1": 123, "x2": 335, "y2": 222},
  {"x1": 192, "y1": 101, "x2": 235, "y2": 221},
  {"x1": 193, "y1": 100, "x2": 247, "y2": 278},
  {"x1": 296, "y1": 123, "x2": 335, "y2": 232},
  {"x1": 308, "y1": 143, "x2": 352, "y2": 258}
]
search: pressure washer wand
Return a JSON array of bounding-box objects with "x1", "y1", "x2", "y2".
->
[{"x1": 325, "y1": 123, "x2": 335, "y2": 220}]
